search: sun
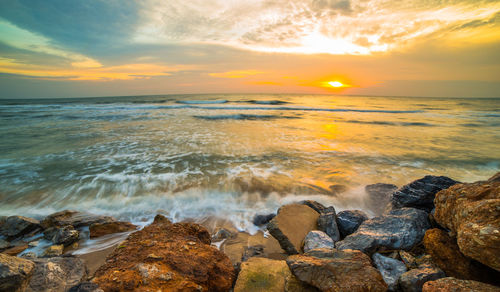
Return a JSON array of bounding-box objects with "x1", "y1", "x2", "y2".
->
[{"x1": 328, "y1": 81, "x2": 344, "y2": 88}]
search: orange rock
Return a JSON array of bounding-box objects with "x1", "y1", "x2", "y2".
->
[
  {"x1": 93, "y1": 215, "x2": 235, "y2": 291},
  {"x1": 89, "y1": 221, "x2": 137, "y2": 238},
  {"x1": 422, "y1": 277, "x2": 500, "y2": 292},
  {"x1": 2, "y1": 244, "x2": 28, "y2": 256}
]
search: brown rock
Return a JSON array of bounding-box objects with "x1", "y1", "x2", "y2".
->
[
  {"x1": 398, "y1": 266, "x2": 445, "y2": 292},
  {"x1": 221, "y1": 231, "x2": 285, "y2": 266},
  {"x1": 41, "y1": 210, "x2": 115, "y2": 229},
  {"x1": 267, "y1": 204, "x2": 320, "y2": 254},
  {"x1": 89, "y1": 221, "x2": 137, "y2": 238},
  {"x1": 286, "y1": 249, "x2": 387, "y2": 292},
  {"x1": 0, "y1": 253, "x2": 36, "y2": 292},
  {"x1": 422, "y1": 277, "x2": 500, "y2": 292},
  {"x1": 2, "y1": 244, "x2": 28, "y2": 256},
  {"x1": 424, "y1": 228, "x2": 500, "y2": 284},
  {"x1": 93, "y1": 215, "x2": 235, "y2": 292},
  {"x1": 27, "y1": 257, "x2": 87, "y2": 292},
  {"x1": 433, "y1": 173, "x2": 500, "y2": 271},
  {"x1": 42, "y1": 245, "x2": 64, "y2": 257}
]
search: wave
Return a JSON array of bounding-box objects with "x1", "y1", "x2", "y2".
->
[
  {"x1": 193, "y1": 114, "x2": 299, "y2": 120},
  {"x1": 247, "y1": 100, "x2": 289, "y2": 105},
  {"x1": 338, "y1": 120, "x2": 435, "y2": 127},
  {"x1": 176, "y1": 100, "x2": 228, "y2": 104}
]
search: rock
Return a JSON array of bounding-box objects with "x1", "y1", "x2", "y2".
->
[
  {"x1": 252, "y1": 213, "x2": 276, "y2": 226},
  {"x1": 267, "y1": 204, "x2": 319, "y2": 254},
  {"x1": 424, "y1": 228, "x2": 500, "y2": 284},
  {"x1": 0, "y1": 216, "x2": 41, "y2": 239},
  {"x1": 89, "y1": 221, "x2": 136, "y2": 238},
  {"x1": 422, "y1": 277, "x2": 500, "y2": 292},
  {"x1": 434, "y1": 173, "x2": 500, "y2": 271},
  {"x1": 0, "y1": 239, "x2": 9, "y2": 250},
  {"x1": 317, "y1": 207, "x2": 340, "y2": 242},
  {"x1": 336, "y1": 208, "x2": 430, "y2": 254},
  {"x1": 366, "y1": 183, "x2": 398, "y2": 215},
  {"x1": 399, "y1": 250, "x2": 418, "y2": 269},
  {"x1": 299, "y1": 200, "x2": 327, "y2": 214},
  {"x1": 303, "y1": 231, "x2": 334, "y2": 253},
  {"x1": 212, "y1": 227, "x2": 236, "y2": 242},
  {"x1": 68, "y1": 282, "x2": 104, "y2": 292},
  {"x1": 44, "y1": 226, "x2": 79, "y2": 246},
  {"x1": 93, "y1": 215, "x2": 235, "y2": 291},
  {"x1": 391, "y1": 175, "x2": 459, "y2": 212},
  {"x1": 2, "y1": 244, "x2": 28, "y2": 256},
  {"x1": 0, "y1": 253, "x2": 36, "y2": 292},
  {"x1": 336, "y1": 210, "x2": 369, "y2": 238},
  {"x1": 234, "y1": 257, "x2": 317, "y2": 292},
  {"x1": 41, "y1": 210, "x2": 115, "y2": 229},
  {"x1": 26, "y1": 257, "x2": 87, "y2": 292},
  {"x1": 42, "y1": 245, "x2": 64, "y2": 257},
  {"x1": 287, "y1": 249, "x2": 387, "y2": 291},
  {"x1": 398, "y1": 266, "x2": 445, "y2": 292},
  {"x1": 372, "y1": 252, "x2": 407, "y2": 291}
]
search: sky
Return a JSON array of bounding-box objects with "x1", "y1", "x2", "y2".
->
[{"x1": 0, "y1": 0, "x2": 499, "y2": 98}]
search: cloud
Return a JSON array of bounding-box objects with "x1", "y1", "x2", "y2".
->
[{"x1": 208, "y1": 70, "x2": 263, "y2": 78}]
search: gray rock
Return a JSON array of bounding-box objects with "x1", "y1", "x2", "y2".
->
[
  {"x1": 391, "y1": 175, "x2": 459, "y2": 212},
  {"x1": 299, "y1": 200, "x2": 326, "y2": 214},
  {"x1": 252, "y1": 213, "x2": 275, "y2": 226},
  {"x1": 303, "y1": 231, "x2": 334, "y2": 252},
  {"x1": 365, "y1": 183, "x2": 398, "y2": 215},
  {"x1": 398, "y1": 266, "x2": 445, "y2": 292},
  {"x1": 41, "y1": 210, "x2": 115, "y2": 229},
  {"x1": 43, "y1": 226, "x2": 79, "y2": 246},
  {"x1": 27, "y1": 257, "x2": 87, "y2": 292},
  {"x1": 0, "y1": 253, "x2": 36, "y2": 292},
  {"x1": 0, "y1": 216, "x2": 41, "y2": 239},
  {"x1": 69, "y1": 282, "x2": 104, "y2": 292},
  {"x1": 0, "y1": 239, "x2": 9, "y2": 250},
  {"x1": 336, "y1": 208, "x2": 430, "y2": 254},
  {"x1": 336, "y1": 210, "x2": 369, "y2": 238},
  {"x1": 317, "y1": 206, "x2": 340, "y2": 242},
  {"x1": 372, "y1": 253, "x2": 407, "y2": 291}
]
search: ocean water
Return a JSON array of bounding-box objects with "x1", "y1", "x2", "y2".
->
[{"x1": 0, "y1": 94, "x2": 498, "y2": 232}]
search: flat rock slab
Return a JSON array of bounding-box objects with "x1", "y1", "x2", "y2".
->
[
  {"x1": 336, "y1": 208, "x2": 430, "y2": 254},
  {"x1": 0, "y1": 216, "x2": 40, "y2": 239},
  {"x1": 89, "y1": 221, "x2": 137, "y2": 238},
  {"x1": 27, "y1": 257, "x2": 87, "y2": 292},
  {"x1": 41, "y1": 210, "x2": 115, "y2": 229},
  {"x1": 0, "y1": 253, "x2": 35, "y2": 292},
  {"x1": 267, "y1": 204, "x2": 319, "y2": 254},
  {"x1": 423, "y1": 277, "x2": 500, "y2": 292},
  {"x1": 287, "y1": 249, "x2": 387, "y2": 292}
]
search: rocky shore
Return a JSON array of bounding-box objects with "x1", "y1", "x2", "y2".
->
[{"x1": 1, "y1": 173, "x2": 499, "y2": 291}]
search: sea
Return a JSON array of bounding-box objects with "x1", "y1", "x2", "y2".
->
[{"x1": 0, "y1": 94, "x2": 498, "y2": 233}]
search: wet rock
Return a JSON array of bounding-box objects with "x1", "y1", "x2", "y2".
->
[
  {"x1": 398, "y1": 266, "x2": 445, "y2": 292},
  {"x1": 372, "y1": 252, "x2": 407, "y2": 291},
  {"x1": 44, "y1": 226, "x2": 79, "y2": 246},
  {"x1": 391, "y1": 175, "x2": 459, "y2": 212},
  {"x1": 422, "y1": 277, "x2": 500, "y2": 292},
  {"x1": 299, "y1": 200, "x2": 326, "y2": 214},
  {"x1": 0, "y1": 239, "x2": 9, "y2": 250},
  {"x1": 41, "y1": 210, "x2": 115, "y2": 229},
  {"x1": 2, "y1": 244, "x2": 28, "y2": 256},
  {"x1": 399, "y1": 250, "x2": 418, "y2": 269},
  {"x1": 0, "y1": 253, "x2": 35, "y2": 292},
  {"x1": 234, "y1": 257, "x2": 317, "y2": 292},
  {"x1": 434, "y1": 173, "x2": 500, "y2": 271},
  {"x1": 366, "y1": 183, "x2": 398, "y2": 215},
  {"x1": 27, "y1": 257, "x2": 87, "y2": 292},
  {"x1": 317, "y1": 206, "x2": 340, "y2": 242},
  {"x1": 424, "y1": 228, "x2": 500, "y2": 284},
  {"x1": 93, "y1": 215, "x2": 235, "y2": 291},
  {"x1": 41, "y1": 245, "x2": 64, "y2": 257},
  {"x1": 89, "y1": 221, "x2": 136, "y2": 238},
  {"x1": 68, "y1": 282, "x2": 104, "y2": 292},
  {"x1": 287, "y1": 249, "x2": 387, "y2": 292},
  {"x1": 336, "y1": 208, "x2": 430, "y2": 254},
  {"x1": 0, "y1": 216, "x2": 41, "y2": 239},
  {"x1": 252, "y1": 213, "x2": 276, "y2": 226},
  {"x1": 267, "y1": 204, "x2": 319, "y2": 254},
  {"x1": 241, "y1": 245, "x2": 264, "y2": 262},
  {"x1": 336, "y1": 210, "x2": 369, "y2": 238},
  {"x1": 212, "y1": 227, "x2": 236, "y2": 242},
  {"x1": 303, "y1": 231, "x2": 334, "y2": 253}
]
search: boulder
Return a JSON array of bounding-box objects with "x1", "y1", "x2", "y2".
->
[
  {"x1": 234, "y1": 257, "x2": 317, "y2": 292},
  {"x1": 89, "y1": 221, "x2": 136, "y2": 238},
  {"x1": 317, "y1": 207, "x2": 340, "y2": 242},
  {"x1": 391, "y1": 175, "x2": 458, "y2": 212},
  {"x1": 93, "y1": 215, "x2": 235, "y2": 292},
  {"x1": 424, "y1": 228, "x2": 500, "y2": 284},
  {"x1": 303, "y1": 231, "x2": 334, "y2": 253},
  {"x1": 41, "y1": 210, "x2": 115, "y2": 229},
  {"x1": 26, "y1": 257, "x2": 87, "y2": 292},
  {"x1": 366, "y1": 183, "x2": 398, "y2": 215},
  {"x1": 422, "y1": 277, "x2": 500, "y2": 292},
  {"x1": 267, "y1": 204, "x2": 319, "y2": 254},
  {"x1": 287, "y1": 249, "x2": 387, "y2": 292},
  {"x1": 372, "y1": 253, "x2": 407, "y2": 291},
  {"x1": 434, "y1": 173, "x2": 500, "y2": 271},
  {"x1": 0, "y1": 253, "x2": 35, "y2": 292},
  {"x1": 299, "y1": 200, "x2": 327, "y2": 214},
  {"x1": 68, "y1": 282, "x2": 104, "y2": 292},
  {"x1": 44, "y1": 226, "x2": 79, "y2": 246},
  {"x1": 398, "y1": 266, "x2": 445, "y2": 292},
  {"x1": 0, "y1": 216, "x2": 40, "y2": 239},
  {"x1": 41, "y1": 245, "x2": 64, "y2": 258},
  {"x1": 336, "y1": 208, "x2": 430, "y2": 254},
  {"x1": 336, "y1": 210, "x2": 368, "y2": 238},
  {"x1": 252, "y1": 213, "x2": 276, "y2": 226}
]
